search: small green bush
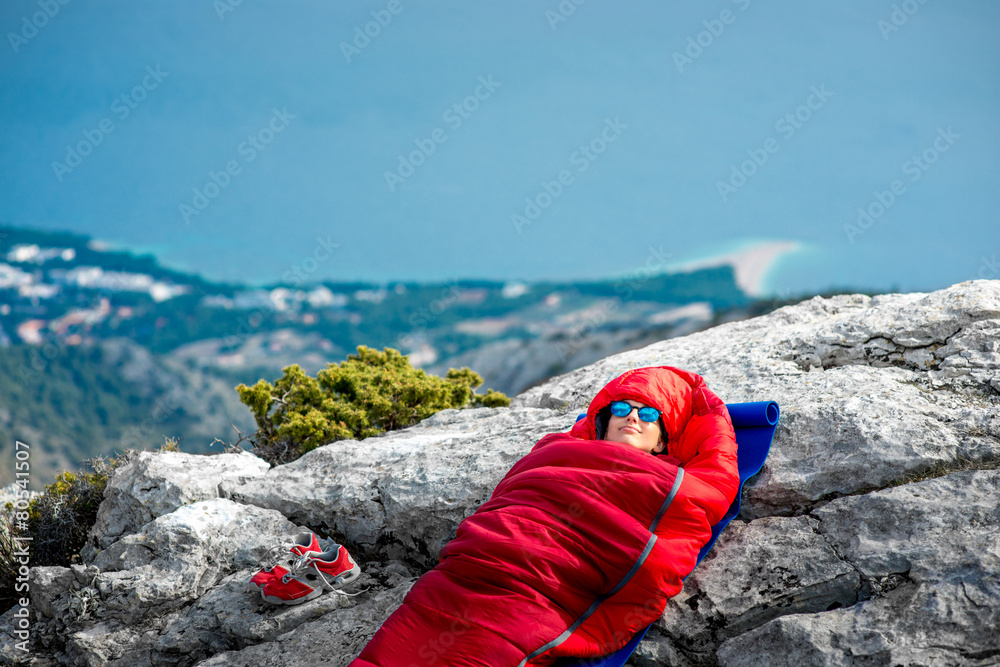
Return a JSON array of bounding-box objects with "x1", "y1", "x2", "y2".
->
[
  {"x1": 237, "y1": 346, "x2": 510, "y2": 465},
  {"x1": 1, "y1": 452, "x2": 132, "y2": 612},
  {"x1": 0, "y1": 510, "x2": 20, "y2": 612},
  {"x1": 28, "y1": 454, "x2": 133, "y2": 567}
]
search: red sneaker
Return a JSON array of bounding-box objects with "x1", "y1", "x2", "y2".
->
[
  {"x1": 248, "y1": 532, "x2": 334, "y2": 591},
  {"x1": 259, "y1": 545, "x2": 361, "y2": 605}
]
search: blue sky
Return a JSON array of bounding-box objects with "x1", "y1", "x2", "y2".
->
[{"x1": 1, "y1": 1, "x2": 997, "y2": 295}]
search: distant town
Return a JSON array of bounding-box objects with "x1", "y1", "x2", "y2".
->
[
  {"x1": 0, "y1": 224, "x2": 802, "y2": 487},
  {"x1": 0, "y1": 225, "x2": 753, "y2": 374}
]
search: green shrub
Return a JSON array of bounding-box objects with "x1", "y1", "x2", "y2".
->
[
  {"x1": 1, "y1": 452, "x2": 132, "y2": 612},
  {"x1": 237, "y1": 346, "x2": 510, "y2": 465},
  {"x1": 0, "y1": 510, "x2": 20, "y2": 613},
  {"x1": 28, "y1": 454, "x2": 132, "y2": 568}
]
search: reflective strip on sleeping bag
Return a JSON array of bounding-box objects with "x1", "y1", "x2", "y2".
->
[
  {"x1": 517, "y1": 468, "x2": 685, "y2": 666},
  {"x1": 352, "y1": 366, "x2": 737, "y2": 667}
]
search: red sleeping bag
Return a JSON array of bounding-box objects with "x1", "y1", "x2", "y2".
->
[{"x1": 351, "y1": 366, "x2": 739, "y2": 666}]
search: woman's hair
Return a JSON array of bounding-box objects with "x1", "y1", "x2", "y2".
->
[
  {"x1": 594, "y1": 404, "x2": 668, "y2": 454},
  {"x1": 594, "y1": 405, "x2": 613, "y2": 441}
]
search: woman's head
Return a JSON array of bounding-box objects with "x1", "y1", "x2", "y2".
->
[
  {"x1": 598, "y1": 399, "x2": 666, "y2": 454},
  {"x1": 568, "y1": 365, "x2": 730, "y2": 466},
  {"x1": 572, "y1": 366, "x2": 703, "y2": 460}
]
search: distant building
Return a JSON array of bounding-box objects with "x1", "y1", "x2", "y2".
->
[
  {"x1": 455, "y1": 288, "x2": 487, "y2": 305},
  {"x1": 502, "y1": 281, "x2": 529, "y2": 299},
  {"x1": 200, "y1": 295, "x2": 235, "y2": 309},
  {"x1": 52, "y1": 266, "x2": 189, "y2": 301},
  {"x1": 233, "y1": 290, "x2": 276, "y2": 311},
  {"x1": 16, "y1": 319, "x2": 46, "y2": 345},
  {"x1": 5, "y1": 244, "x2": 75, "y2": 264},
  {"x1": 306, "y1": 286, "x2": 347, "y2": 309},
  {"x1": 0, "y1": 262, "x2": 32, "y2": 288},
  {"x1": 354, "y1": 288, "x2": 387, "y2": 304},
  {"x1": 407, "y1": 343, "x2": 438, "y2": 367},
  {"x1": 18, "y1": 283, "x2": 60, "y2": 299}
]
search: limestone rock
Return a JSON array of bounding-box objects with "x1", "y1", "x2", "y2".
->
[
  {"x1": 634, "y1": 515, "x2": 860, "y2": 664},
  {"x1": 27, "y1": 567, "x2": 76, "y2": 620},
  {"x1": 0, "y1": 606, "x2": 32, "y2": 666},
  {"x1": 715, "y1": 469, "x2": 1000, "y2": 666},
  {"x1": 715, "y1": 580, "x2": 1000, "y2": 667},
  {"x1": 22, "y1": 500, "x2": 303, "y2": 667},
  {"x1": 812, "y1": 469, "x2": 1000, "y2": 588},
  {"x1": 515, "y1": 281, "x2": 1000, "y2": 517},
  {"x1": 60, "y1": 570, "x2": 363, "y2": 667},
  {"x1": 225, "y1": 407, "x2": 569, "y2": 566},
  {"x1": 87, "y1": 499, "x2": 296, "y2": 620},
  {"x1": 63, "y1": 621, "x2": 142, "y2": 667},
  {"x1": 193, "y1": 581, "x2": 413, "y2": 667},
  {"x1": 88, "y1": 451, "x2": 270, "y2": 552}
]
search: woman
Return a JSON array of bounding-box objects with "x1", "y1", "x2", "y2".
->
[{"x1": 351, "y1": 366, "x2": 739, "y2": 666}]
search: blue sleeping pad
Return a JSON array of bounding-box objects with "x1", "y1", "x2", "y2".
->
[{"x1": 556, "y1": 401, "x2": 780, "y2": 667}]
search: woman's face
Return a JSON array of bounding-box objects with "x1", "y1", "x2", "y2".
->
[{"x1": 605, "y1": 400, "x2": 665, "y2": 454}]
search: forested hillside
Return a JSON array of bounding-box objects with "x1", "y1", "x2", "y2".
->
[{"x1": 0, "y1": 340, "x2": 250, "y2": 489}]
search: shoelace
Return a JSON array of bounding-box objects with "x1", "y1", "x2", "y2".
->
[
  {"x1": 280, "y1": 553, "x2": 368, "y2": 597},
  {"x1": 259, "y1": 536, "x2": 338, "y2": 571},
  {"x1": 258, "y1": 544, "x2": 298, "y2": 572}
]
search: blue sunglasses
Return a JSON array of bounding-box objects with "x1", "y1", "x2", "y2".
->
[{"x1": 608, "y1": 401, "x2": 661, "y2": 422}]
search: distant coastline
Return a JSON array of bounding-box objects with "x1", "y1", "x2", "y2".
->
[{"x1": 668, "y1": 241, "x2": 801, "y2": 297}]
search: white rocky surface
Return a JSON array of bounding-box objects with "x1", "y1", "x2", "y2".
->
[
  {"x1": 633, "y1": 515, "x2": 861, "y2": 665},
  {"x1": 516, "y1": 283, "x2": 1000, "y2": 518},
  {"x1": 224, "y1": 407, "x2": 568, "y2": 567},
  {"x1": 713, "y1": 469, "x2": 998, "y2": 667},
  {"x1": 195, "y1": 582, "x2": 414, "y2": 667},
  {"x1": 86, "y1": 451, "x2": 270, "y2": 552},
  {"x1": 2, "y1": 280, "x2": 997, "y2": 667}
]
